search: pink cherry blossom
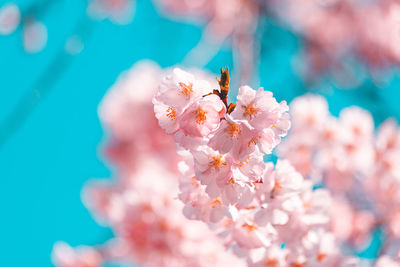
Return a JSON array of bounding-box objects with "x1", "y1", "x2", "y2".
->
[
  {"x1": 0, "y1": 3, "x2": 20, "y2": 35},
  {"x1": 23, "y1": 20, "x2": 47, "y2": 53},
  {"x1": 155, "y1": 68, "x2": 212, "y2": 112},
  {"x1": 179, "y1": 94, "x2": 225, "y2": 137},
  {"x1": 375, "y1": 256, "x2": 400, "y2": 267},
  {"x1": 52, "y1": 242, "x2": 103, "y2": 267},
  {"x1": 231, "y1": 86, "x2": 285, "y2": 130},
  {"x1": 208, "y1": 116, "x2": 257, "y2": 161},
  {"x1": 191, "y1": 146, "x2": 232, "y2": 188},
  {"x1": 99, "y1": 61, "x2": 179, "y2": 172}
]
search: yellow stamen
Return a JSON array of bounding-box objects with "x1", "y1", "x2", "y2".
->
[
  {"x1": 317, "y1": 252, "x2": 326, "y2": 262},
  {"x1": 264, "y1": 258, "x2": 277, "y2": 266},
  {"x1": 209, "y1": 155, "x2": 227, "y2": 170},
  {"x1": 211, "y1": 199, "x2": 222, "y2": 208},
  {"x1": 195, "y1": 107, "x2": 207, "y2": 124},
  {"x1": 166, "y1": 107, "x2": 176, "y2": 120},
  {"x1": 242, "y1": 222, "x2": 257, "y2": 231},
  {"x1": 191, "y1": 176, "x2": 200, "y2": 187},
  {"x1": 274, "y1": 181, "x2": 283, "y2": 190},
  {"x1": 248, "y1": 137, "x2": 258, "y2": 147},
  {"x1": 178, "y1": 82, "x2": 193, "y2": 99},
  {"x1": 225, "y1": 122, "x2": 242, "y2": 138},
  {"x1": 243, "y1": 104, "x2": 259, "y2": 119}
]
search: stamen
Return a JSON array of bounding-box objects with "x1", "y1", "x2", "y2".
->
[
  {"x1": 195, "y1": 107, "x2": 207, "y2": 124},
  {"x1": 225, "y1": 122, "x2": 242, "y2": 138},
  {"x1": 209, "y1": 155, "x2": 227, "y2": 170},
  {"x1": 317, "y1": 252, "x2": 326, "y2": 262},
  {"x1": 242, "y1": 222, "x2": 257, "y2": 231},
  {"x1": 211, "y1": 199, "x2": 222, "y2": 208},
  {"x1": 264, "y1": 258, "x2": 278, "y2": 266},
  {"x1": 248, "y1": 136, "x2": 258, "y2": 147},
  {"x1": 178, "y1": 82, "x2": 193, "y2": 99},
  {"x1": 274, "y1": 181, "x2": 283, "y2": 190},
  {"x1": 166, "y1": 107, "x2": 176, "y2": 120},
  {"x1": 243, "y1": 104, "x2": 259, "y2": 119}
]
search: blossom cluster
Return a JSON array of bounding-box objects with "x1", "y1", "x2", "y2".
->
[
  {"x1": 52, "y1": 62, "x2": 243, "y2": 267},
  {"x1": 274, "y1": 0, "x2": 400, "y2": 82},
  {"x1": 279, "y1": 94, "x2": 400, "y2": 264},
  {"x1": 152, "y1": 67, "x2": 361, "y2": 266}
]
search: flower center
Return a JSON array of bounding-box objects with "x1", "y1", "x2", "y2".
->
[
  {"x1": 242, "y1": 222, "x2": 258, "y2": 232},
  {"x1": 317, "y1": 252, "x2": 326, "y2": 262},
  {"x1": 225, "y1": 122, "x2": 242, "y2": 138},
  {"x1": 274, "y1": 181, "x2": 283, "y2": 190},
  {"x1": 211, "y1": 199, "x2": 222, "y2": 208},
  {"x1": 243, "y1": 103, "x2": 259, "y2": 119},
  {"x1": 210, "y1": 155, "x2": 227, "y2": 170},
  {"x1": 178, "y1": 82, "x2": 193, "y2": 99},
  {"x1": 264, "y1": 258, "x2": 278, "y2": 266},
  {"x1": 195, "y1": 108, "x2": 207, "y2": 124},
  {"x1": 248, "y1": 136, "x2": 258, "y2": 147},
  {"x1": 166, "y1": 107, "x2": 176, "y2": 120}
]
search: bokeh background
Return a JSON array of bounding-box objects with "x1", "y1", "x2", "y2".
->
[{"x1": 1, "y1": 0, "x2": 400, "y2": 266}]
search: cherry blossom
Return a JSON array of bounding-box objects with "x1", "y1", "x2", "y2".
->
[
  {"x1": 0, "y1": 3, "x2": 20, "y2": 35},
  {"x1": 23, "y1": 20, "x2": 47, "y2": 53},
  {"x1": 52, "y1": 242, "x2": 103, "y2": 267}
]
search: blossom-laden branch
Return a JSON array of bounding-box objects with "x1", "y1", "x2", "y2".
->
[
  {"x1": 52, "y1": 63, "x2": 400, "y2": 267},
  {"x1": 153, "y1": 67, "x2": 365, "y2": 266}
]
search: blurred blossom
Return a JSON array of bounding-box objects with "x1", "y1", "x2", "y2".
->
[
  {"x1": 273, "y1": 0, "x2": 400, "y2": 84},
  {"x1": 0, "y1": 3, "x2": 20, "y2": 35},
  {"x1": 52, "y1": 242, "x2": 103, "y2": 267},
  {"x1": 23, "y1": 20, "x2": 47, "y2": 53},
  {"x1": 280, "y1": 94, "x2": 400, "y2": 258},
  {"x1": 65, "y1": 35, "x2": 84, "y2": 55},
  {"x1": 375, "y1": 255, "x2": 400, "y2": 267},
  {"x1": 98, "y1": 61, "x2": 181, "y2": 173},
  {"x1": 154, "y1": 0, "x2": 261, "y2": 83},
  {"x1": 87, "y1": 0, "x2": 135, "y2": 24}
]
